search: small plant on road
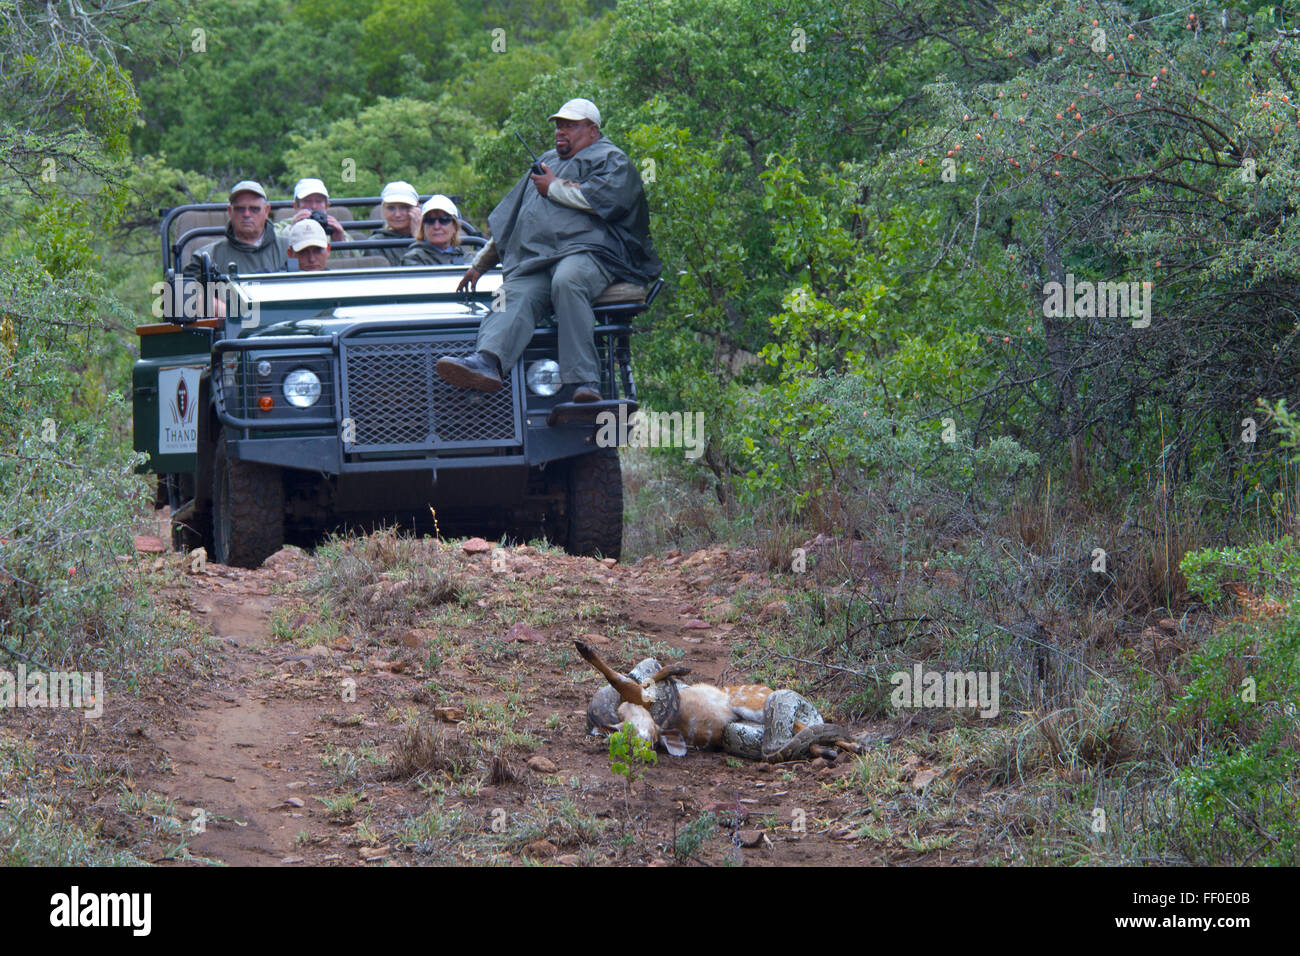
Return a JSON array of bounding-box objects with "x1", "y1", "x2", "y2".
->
[{"x1": 608, "y1": 721, "x2": 657, "y2": 848}]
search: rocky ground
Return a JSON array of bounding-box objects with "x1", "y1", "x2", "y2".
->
[{"x1": 4, "y1": 514, "x2": 1018, "y2": 867}]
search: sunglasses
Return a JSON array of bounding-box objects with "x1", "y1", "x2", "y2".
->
[{"x1": 424, "y1": 215, "x2": 454, "y2": 226}]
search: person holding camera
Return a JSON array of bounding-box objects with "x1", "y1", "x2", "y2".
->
[
  {"x1": 275, "y1": 178, "x2": 353, "y2": 244},
  {"x1": 400, "y1": 195, "x2": 469, "y2": 266}
]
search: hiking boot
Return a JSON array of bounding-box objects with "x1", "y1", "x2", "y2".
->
[
  {"x1": 435, "y1": 351, "x2": 502, "y2": 393},
  {"x1": 572, "y1": 382, "x2": 602, "y2": 403}
]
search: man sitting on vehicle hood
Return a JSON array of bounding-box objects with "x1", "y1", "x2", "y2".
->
[
  {"x1": 435, "y1": 98, "x2": 661, "y2": 404},
  {"x1": 184, "y1": 180, "x2": 287, "y2": 278}
]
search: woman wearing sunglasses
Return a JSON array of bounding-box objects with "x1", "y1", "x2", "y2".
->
[{"x1": 401, "y1": 195, "x2": 469, "y2": 266}]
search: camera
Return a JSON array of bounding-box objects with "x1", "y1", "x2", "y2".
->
[{"x1": 308, "y1": 209, "x2": 331, "y2": 235}]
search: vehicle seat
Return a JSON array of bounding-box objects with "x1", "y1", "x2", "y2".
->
[
  {"x1": 326, "y1": 255, "x2": 391, "y2": 270},
  {"x1": 172, "y1": 209, "x2": 229, "y2": 269},
  {"x1": 592, "y1": 282, "x2": 647, "y2": 305}
]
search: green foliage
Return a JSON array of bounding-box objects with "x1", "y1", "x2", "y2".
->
[
  {"x1": 0, "y1": 259, "x2": 156, "y2": 669},
  {"x1": 673, "y1": 810, "x2": 718, "y2": 859},
  {"x1": 607, "y1": 720, "x2": 657, "y2": 782},
  {"x1": 1181, "y1": 537, "x2": 1300, "y2": 605},
  {"x1": 1171, "y1": 606, "x2": 1300, "y2": 865},
  {"x1": 281, "y1": 95, "x2": 488, "y2": 201}
]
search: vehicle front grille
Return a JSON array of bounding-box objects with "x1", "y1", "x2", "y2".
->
[{"x1": 341, "y1": 334, "x2": 521, "y2": 453}]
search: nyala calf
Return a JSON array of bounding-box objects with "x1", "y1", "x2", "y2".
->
[{"x1": 574, "y1": 640, "x2": 858, "y2": 762}]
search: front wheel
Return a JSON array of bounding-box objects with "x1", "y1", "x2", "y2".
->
[
  {"x1": 564, "y1": 450, "x2": 623, "y2": 560},
  {"x1": 211, "y1": 431, "x2": 284, "y2": 568}
]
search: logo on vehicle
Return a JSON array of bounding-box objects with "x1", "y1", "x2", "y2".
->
[{"x1": 158, "y1": 366, "x2": 203, "y2": 455}]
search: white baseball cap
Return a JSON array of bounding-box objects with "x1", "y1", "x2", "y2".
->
[
  {"x1": 229, "y1": 180, "x2": 267, "y2": 200},
  {"x1": 421, "y1": 195, "x2": 459, "y2": 220},
  {"x1": 293, "y1": 177, "x2": 330, "y2": 200},
  {"x1": 287, "y1": 218, "x2": 329, "y2": 251},
  {"x1": 548, "y1": 98, "x2": 601, "y2": 126},
  {"x1": 380, "y1": 181, "x2": 420, "y2": 206}
]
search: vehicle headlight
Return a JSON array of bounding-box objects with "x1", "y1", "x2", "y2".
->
[
  {"x1": 282, "y1": 368, "x2": 321, "y2": 407},
  {"x1": 526, "y1": 359, "x2": 561, "y2": 397}
]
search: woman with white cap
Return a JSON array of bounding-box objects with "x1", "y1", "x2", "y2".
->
[
  {"x1": 401, "y1": 195, "x2": 469, "y2": 266},
  {"x1": 369, "y1": 181, "x2": 420, "y2": 265}
]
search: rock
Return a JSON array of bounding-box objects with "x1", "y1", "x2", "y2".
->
[
  {"x1": 556, "y1": 854, "x2": 580, "y2": 866},
  {"x1": 810, "y1": 757, "x2": 829, "y2": 771},
  {"x1": 737, "y1": 830, "x2": 764, "y2": 848},
  {"x1": 307, "y1": 644, "x2": 330, "y2": 657},
  {"x1": 507, "y1": 622, "x2": 545, "y2": 643},
  {"x1": 398, "y1": 629, "x2": 424, "y2": 648},
  {"x1": 759, "y1": 600, "x2": 789, "y2": 623},
  {"x1": 264, "y1": 547, "x2": 301, "y2": 567},
  {"x1": 523, "y1": 840, "x2": 556, "y2": 858},
  {"x1": 682, "y1": 619, "x2": 711, "y2": 630},
  {"x1": 526, "y1": 755, "x2": 558, "y2": 774},
  {"x1": 681, "y1": 549, "x2": 712, "y2": 570},
  {"x1": 281, "y1": 856, "x2": 305, "y2": 864},
  {"x1": 358, "y1": 846, "x2": 389, "y2": 861},
  {"x1": 579, "y1": 632, "x2": 610, "y2": 645},
  {"x1": 133, "y1": 535, "x2": 166, "y2": 554},
  {"x1": 461, "y1": 537, "x2": 493, "y2": 554},
  {"x1": 1158, "y1": 617, "x2": 1179, "y2": 632},
  {"x1": 601, "y1": 557, "x2": 617, "y2": 567}
]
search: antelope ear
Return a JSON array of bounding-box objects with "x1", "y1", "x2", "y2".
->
[{"x1": 659, "y1": 730, "x2": 687, "y2": 757}]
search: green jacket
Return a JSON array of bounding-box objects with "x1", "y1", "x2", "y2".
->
[
  {"x1": 400, "y1": 240, "x2": 468, "y2": 266},
  {"x1": 368, "y1": 227, "x2": 415, "y2": 266},
  {"x1": 487, "y1": 136, "x2": 661, "y2": 284},
  {"x1": 185, "y1": 222, "x2": 287, "y2": 277}
]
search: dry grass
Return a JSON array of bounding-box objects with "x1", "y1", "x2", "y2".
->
[{"x1": 387, "y1": 720, "x2": 479, "y2": 783}]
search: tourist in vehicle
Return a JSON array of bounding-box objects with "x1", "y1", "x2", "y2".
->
[
  {"x1": 284, "y1": 218, "x2": 330, "y2": 271},
  {"x1": 276, "y1": 177, "x2": 352, "y2": 244},
  {"x1": 184, "y1": 179, "x2": 287, "y2": 278},
  {"x1": 436, "y1": 98, "x2": 660, "y2": 403},
  {"x1": 369, "y1": 181, "x2": 420, "y2": 265},
  {"x1": 400, "y1": 195, "x2": 469, "y2": 266}
]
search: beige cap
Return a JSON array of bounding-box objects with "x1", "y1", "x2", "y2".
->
[
  {"x1": 229, "y1": 180, "x2": 267, "y2": 200},
  {"x1": 287, "y1": 218, "x2": 329, "y2": 251},
  {"x1": 293, "y1": 177, "x2": 329, "y2": 200},
  {"x1": 548, "y1": 98, "x2": 601, "y2": 126},
  {"x1": 421, "y1": 195, "x2": 459, "y2": 220},
  {"x1": 381, "y1": 181, "x2": 419, "y2": 206}
]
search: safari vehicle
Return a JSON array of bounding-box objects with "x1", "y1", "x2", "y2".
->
[{"x1": 133, "y1": 195, "x2": 659, "y2": 567}]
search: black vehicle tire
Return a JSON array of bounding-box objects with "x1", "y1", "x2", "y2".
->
[
  {"x1": 211, "y1": 431, "x2": 284, "y2": 568},
  {"x1": 165, "y1": 472, "x2": 213, "y2": 554},
  {"x1": 564, "y1": 450, "x2": 623, "y2": 560}
]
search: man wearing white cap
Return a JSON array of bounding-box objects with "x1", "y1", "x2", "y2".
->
[
  {"x1": 436, "y1": 97, "x2": 660, "y2": 403},
  {"x1": 401, "y1": 195, "x2": 469, "y2": 266},
  {"x1": 369, "y1": 181, "x2": 420, "y2": 265},
  {"x1": 184, "y1": 179, "x2": 288, "y2": 277},
  {"x1": 276, "y1": 177, "x2": 351, "y2": 243},
  {"x1": 285, "y1": 218, "x2": 331, "y2": 272}
]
